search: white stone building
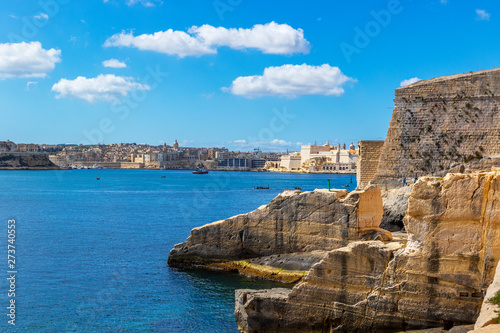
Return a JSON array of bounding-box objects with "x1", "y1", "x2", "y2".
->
[{"x1": 279, "y1": 141, "x2": 358, "y2": 172}]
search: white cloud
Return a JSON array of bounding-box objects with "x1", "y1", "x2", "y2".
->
[
  {"x1": 102, "y1": 59, "x2": 127, "y2": 68},
  {"x1": 103, "y1": 0, "x2": 162, "y2": 5},
  {"x1": 400, "y1": 77, "x2": 421, "y2": 87},
  {"x1": 224, "y1": 64, "x2": 354, "y2": 98},
  {"x1": 0, "y1": 42, "x2": 61, "y2": 79},
  {"x1": 52, "y1": 74, "x2": 150, "y2": 103},
  {"x1": 103, "y1": 30, "x2": 215, "y2": 58},
  {"x1": 126, "y1": 0, "x2": 162, "y2": 6},
  {"x1": 26, "y1": 81, "x2": 38, "y2": 90},
  {"x1": 104, "y1": 22, "x2": 309, "y2": 57},
  {"x1": 34, "y1": 13, "x2": 49, "y2": 20},
  {"x1": 188, "y1": 22, "x2": 310, "y2": 54},
  {"x1": 476, "y1": 9, "x2": 491, "y2": 20}
]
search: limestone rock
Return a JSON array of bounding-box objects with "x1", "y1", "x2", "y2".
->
[
  {"x1": 235, "y1": 288, "x2": 291, "y2": 333},
  {"x1": 235, "y1": 171, "x2": 500, "y2": 332},
  {"x1": 380, "y1": 184, "x2": 413, "y2": 231},
  {"x1": 0, "y1": 153, "x2": 59, "y2": 169},
  {"x1": 474, "y1": 261, "x2": 500, "y2": 329},
  {"x1": 168, "y1": 186, "x2": 391, "y2": 267},
  {"x1": 468, "y1": 324, "x2": 500, "y2": 332}
]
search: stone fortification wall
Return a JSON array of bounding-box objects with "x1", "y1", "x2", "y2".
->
[
  {"x1": 357, "y1": 140, "x2": 385, "y2": 187},
  {"x1": 373, "y1": 68, "x2": 500, "y2": 184}
]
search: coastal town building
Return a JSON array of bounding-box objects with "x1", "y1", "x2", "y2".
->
[
  {"x1": 17, "y1": 143, "x2": 39, "y2": 152},
  {"x1": 278, "y1": 141, "x2": 359, "y2": 173},
  {"x1": 280, "y1": 153, "x2": 302, "y2": 170}
]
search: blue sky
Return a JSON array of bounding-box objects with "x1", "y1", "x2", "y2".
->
[{"x1": 0, "y1": 0, "x2": 498, "y2": 151}]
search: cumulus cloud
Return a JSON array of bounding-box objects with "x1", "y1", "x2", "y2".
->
[
  {"x1": 188, "y1": 22, "x2": 310, "y2": 54},
  {"x1": 0, "y1": 42, "x2": 61, "y2": 79},
  {"x1": 103, "y1": 30, "x2": 215, "y2": 57},
  {"x1": 476, "y1": 9, "x2": 491, "y2": 20},
  {"x1": 400, "y1": 77, "x2": 421, "y2": 87},
  {"x1": 224, "y1": 64, "x2": 354, "y2": 98},
  {"x1": 102, "y1": 59, "x2": 127, "y2": 68},
  {"x1": 103, "y1": 22, "x2": 309, "y2": 57},
  {"x1": 51, "y1": 74, "x2": 149, "y2": 103}
]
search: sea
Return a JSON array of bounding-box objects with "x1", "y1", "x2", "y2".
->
[{"x1": 0, "y1": 170, "x2": 355, "y2": 332}]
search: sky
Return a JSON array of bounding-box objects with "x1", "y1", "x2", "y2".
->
[{"x1": 0, "y1": 0, "x2": 499, "y2": 151}]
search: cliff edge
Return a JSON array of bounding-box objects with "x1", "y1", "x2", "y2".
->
[
  {"x1": 168, "y1": 186, "x2": 392, "y2": 280},
  {"x1": 235, "y1": 170, "x2": 500, "y2": 332}
]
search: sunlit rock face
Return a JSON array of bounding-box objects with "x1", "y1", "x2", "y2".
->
[
  {"x1": 235, "y1": 171, "x2": 500, "y2": 332},
  {"x1": 168, "y1": 186, "x2": 390, "y2": 267}
]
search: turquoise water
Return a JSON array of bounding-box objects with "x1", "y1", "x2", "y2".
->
[{"x1": 0, "y1": 170, "x2": 355, "y2": 332}]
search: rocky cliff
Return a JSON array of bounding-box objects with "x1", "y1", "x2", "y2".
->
[
  {"x1": 372, "y1": 69, "x2": 500, "y2": 184},
  {"x1": 235, "y1": 171, "x2": 500, "y2": 332},
  {"x1": 168, "y1": 186, "x2": 391, "y2": 276},
  {"x1": 0, "y1": 153, "x2": 60, "y2": 169}
]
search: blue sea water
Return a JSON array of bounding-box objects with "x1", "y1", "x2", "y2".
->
[{"x1": 0, "y1": 170, "x2": 355, "y2": 332}]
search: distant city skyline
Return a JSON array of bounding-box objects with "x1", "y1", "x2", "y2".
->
[{"x1": 1, "y1": 1, "x2": 498, "y2": 151}]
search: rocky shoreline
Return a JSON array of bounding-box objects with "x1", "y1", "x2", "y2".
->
[
  {"x1": 168, "y1": 170, "x2": 500, "y2": 332},
  {"x1": 0, "y1": 153, "x2": 63, "y2": 170}
]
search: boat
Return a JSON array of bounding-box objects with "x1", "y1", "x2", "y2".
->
[
  {"x1": 192, "y1": 165, "x2": 208, "y2": 174},
  {"x1": 161, "y1": 176, "x2": 166, "y2": 178},
  {"x1": 343, "y1": 176, "x2": 353, "y2": 188},
  {"x1": 96, "y1": 177, "x2": 100, "y2": 180},
  {"x1": 254, "y1": 186, "x2": 270, "y2": 190},
  {"x1": 294, "y1": 186, "x2": 302, "y2": 190}
]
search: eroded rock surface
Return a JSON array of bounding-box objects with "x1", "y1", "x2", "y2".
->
[
  {"x1": 168, "y1": 186, "x2": 390, "y2": 267},
  {"x1": 235, "y1": 171, "x2": 500, "y2": 332},
  {"x1": 381, "y1": 185, "x2": 413, "y2": 231},
  {"x1": 474, "y1": 260, "x2": 500, "y2": 329}
]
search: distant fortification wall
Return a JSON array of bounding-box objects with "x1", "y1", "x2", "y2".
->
[
  {"x1": 372, "y1": 68, "x2": 500, "y2": 184},
  {"x1": 357, "y1": 140, "x2": 384, "y2": 187}
]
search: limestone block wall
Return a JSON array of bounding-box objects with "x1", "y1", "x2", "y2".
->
[
  {"x1": 373, "y1": 68, "x2": 500, "y2": 184},
  {"x1": 357, "y1": 140, "x2": 385, "y2": 187}
]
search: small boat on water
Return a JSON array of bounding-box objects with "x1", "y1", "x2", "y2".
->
[
  {"x1": 161, "y1": 176, "x2": 166, "y2": 178},
  {"x1": 343, "y1": 176, "x2": 353, "y2": 188},
  {"x1": 254, "y1": 186, "x2": 270, "y2": 190},
  {"x1": 294, "y1": 186, "x2": 302, "y2": 190},
  {"x1": 96, "y1": 177, "x2": 100, "y2": 180},
  {"x1": 192, "y1": 165, "x2": 208, "y2": 174}
]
